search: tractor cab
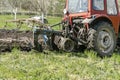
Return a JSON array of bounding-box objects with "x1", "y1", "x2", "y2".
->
[
  {"x1": 64, "y1": 0, "x2": 90, "y2": 19},
  {"x1": 64, "y1": 0, "x2": 119, "y2": 16},
  {"x1": 64, "y1": 0, "x2": 119, "y2": 35},
  {"x1": 67, "y1": 0, "x2": 88, "y2": 14}
]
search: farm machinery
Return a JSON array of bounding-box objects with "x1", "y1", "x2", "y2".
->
[{"x1": 1, "y1": 0, "x2": 120, "y2": 57}]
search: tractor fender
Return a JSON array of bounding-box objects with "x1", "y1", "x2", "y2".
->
[
  {"x1": 82, "y1": 15, "x2": 112, "y2": 26},
  {"x1": 82, "y1": 18, "x2": 94, "y2": 24}
]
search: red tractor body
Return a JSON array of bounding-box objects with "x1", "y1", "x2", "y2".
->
[
  {"x1": 59, "y1": 0, "x2": 120, "y2": 57},
  {"x1": 64, "y1": 0, "x2": 120, "y2": 35}
]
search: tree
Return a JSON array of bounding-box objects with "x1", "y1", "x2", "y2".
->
[{"x1": 0, "y1": 0, "x2": 65, "y2": 16}]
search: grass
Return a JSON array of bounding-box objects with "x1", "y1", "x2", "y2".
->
[{"x1": 0, "y1": 15, "x2": 120, "y2": 80}]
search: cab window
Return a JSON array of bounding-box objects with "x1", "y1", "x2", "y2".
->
[
  {"x1": 93, "y1": 0, "x2": 104, "y2": 10},
  {"x1": 107, "y1": 0, "x2": 117, "y2": 15}
]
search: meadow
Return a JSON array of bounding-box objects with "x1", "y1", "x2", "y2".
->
[{"x1": 0, "y1": 15, "x2": 120, "y2": 80}]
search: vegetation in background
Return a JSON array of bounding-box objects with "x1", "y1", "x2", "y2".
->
[{"x1": 0, "y1": 0, "x2": 65, "y2": 16}]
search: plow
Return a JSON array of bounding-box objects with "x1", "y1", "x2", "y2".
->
[
  {"x1": 0, "y1": 18, "x2": 73, "y2": 53},
  {"x1": 0, "y1": 19, "x2": 35, "y2": 52},
  {"x1": 0, "y1": 29, "x2": 33, "y2": 52}
]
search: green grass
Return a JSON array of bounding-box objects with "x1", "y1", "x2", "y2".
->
[{"x1": 0, "y1": 15, "x2": 120, "y2": 80}]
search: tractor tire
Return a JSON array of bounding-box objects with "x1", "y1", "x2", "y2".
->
[{"x1": 93, "y1": 22, "x2": 116, "y2": 57}]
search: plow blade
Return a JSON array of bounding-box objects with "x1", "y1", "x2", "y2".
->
[{"x1": 0, "y1": 29, "x2": 34, "y2": 52}]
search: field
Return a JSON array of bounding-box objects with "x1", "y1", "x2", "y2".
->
[{"x1": 0, "y1": 15, "x2": 120, "y2": 80}]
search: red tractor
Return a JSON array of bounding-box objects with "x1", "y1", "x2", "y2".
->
[{"x1": 57, "y1": 0, "x2": 120, "y2": 57}]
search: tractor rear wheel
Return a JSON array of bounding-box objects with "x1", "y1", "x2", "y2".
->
[{"x1": 93, "y1": 22, "x2": 116, "y2": 57}]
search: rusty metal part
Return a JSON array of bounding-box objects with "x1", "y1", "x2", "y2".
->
[
  {"x1": 37, "y1": 35, "x2": 48, "y2": 50},
  {"x1": 0, "y1": 29, "x2": 33, "y2": 52},
  {"x1": 5, "y1": 18, "x2": 46, "y2": 28},
  {"x1": 54, "y1": 36, "x2": 75, "y2": 52}
]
